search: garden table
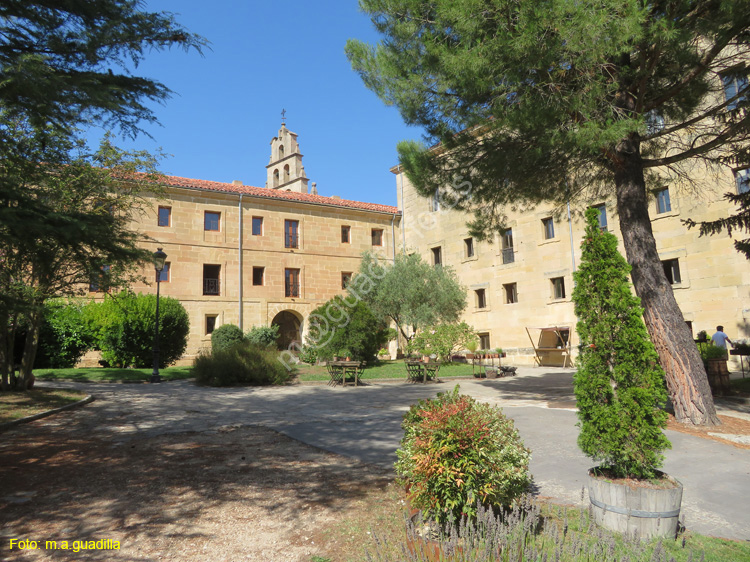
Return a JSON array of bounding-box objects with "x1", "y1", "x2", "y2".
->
[
  {"x1": 327, "y1": 361, "x2": 364, "y2": 386},
  {"x1": 404, "y1": 361, "x2": 440, "y2": 383}
]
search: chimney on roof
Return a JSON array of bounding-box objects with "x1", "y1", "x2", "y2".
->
[
  {"x1": 232, "y1": 180, "x2": 243, "y2": 186},
  {"x1": 330, "y1": 195, "x2": 341, "y2": 200},
  {"x1": 311, "y1": 182, "x2": 317, "y2": 195}
]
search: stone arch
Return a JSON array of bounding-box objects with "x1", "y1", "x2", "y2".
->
[
  {"x1": 273, "y1": 169, "x2": 279, "y2": 187},
  {"x1": 278, "y1": 144, "x2": 285, "y2": 159},
  {"x1": 271, "y1": 310, "x2": 302, "y2": 351},
  {"x1": 284, "y1": 163, "x2": 290, "y2": 182}
]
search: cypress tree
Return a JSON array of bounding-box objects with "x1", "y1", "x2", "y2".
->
[{"x1": 572, "y1": 208, "x2": 671, "y2": 479}]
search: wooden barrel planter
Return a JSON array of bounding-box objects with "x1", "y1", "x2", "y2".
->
[{"x1": 587, "y1": 469, "x2": 682, "y2": 539}]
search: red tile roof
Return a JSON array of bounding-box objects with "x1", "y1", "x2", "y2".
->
[{"x1": 161, "y1": 175, "x2": 400, "y2": 215}]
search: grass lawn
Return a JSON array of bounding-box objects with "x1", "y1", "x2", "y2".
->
[
  {"x1": 34, "y1": 366, "x2": 194, "y2": 383},
  {"x1": 0, "y1": 388, "x2": 88, "y2": 423},
  {"x1": 314, "y1": 486, "x2": 750, "y2": 562},
  {"x1": 295, "y1": 360, "x2": 480, "y2": 382}
]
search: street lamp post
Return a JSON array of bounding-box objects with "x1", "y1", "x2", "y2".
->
[{"x1": 151, "y1": 248, "x2": 167, "y2": 384}]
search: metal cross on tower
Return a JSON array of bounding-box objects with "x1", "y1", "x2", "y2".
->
[{"x1": 281, "y1": 108, "x2": 287, "y2": 125}]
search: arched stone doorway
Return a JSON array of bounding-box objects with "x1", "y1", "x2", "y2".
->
[{"x1": 271, "y1": 310, "x2": 302, "y2": 351}]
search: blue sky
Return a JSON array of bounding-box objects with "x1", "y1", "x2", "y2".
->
[{"x1": 90, "y1": 0, "x2": 421, "y2": 207}]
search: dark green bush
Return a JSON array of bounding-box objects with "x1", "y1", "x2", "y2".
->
[
  {"x1": 245, "y1": 325, "x2": 279, "y2": 348},
  {"x1": 211, "y1": 324, "x2": 245, "y2": 351},
  {"x1": 396, "y1": 386, "x2": 531, "y2": 526},
  {"x1": 572, "y1": 209, "x2": 670, "y2": 480},
  {"x1": 193, "y1": 342, "x2": 291, "y2": 386},
  {"x1": 34, "y1": 299, "x2": 97, "y2": 368},
  {"x1": 96, "y1": 291, "x2": 189, "y2": 368},
  {"x1": 307, "y1": 296, "x2": 388, "y2": 361}
]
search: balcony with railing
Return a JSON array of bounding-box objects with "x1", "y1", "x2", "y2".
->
[
  {"x1": 203, "y1": 278, "x2": 220, "y2": 296},
  {"x1": 502, "y1": 247, "x2": 515, "y2": 264},
  {"x1": 285, "y1": 281, "x2": 300, "y2": 298},
  {"x1": 285, "y1": 233, "x2": 299, "y2": 249}
]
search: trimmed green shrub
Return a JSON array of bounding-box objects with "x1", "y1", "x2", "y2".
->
[
  {"x1": 307, "y1": 296, "x2": 388, "y2": 362},
  {"x1": 572, "y1": 208, "x2": 670, "y2": 480},
  {"x1": 34, "y1": 299, "x2": 97, "y2": 368},
  {"x1": 96, "y1": 291, "x2": 189, "y2": 368},
  {"x1": 245, "y1": 325, "x2": 279, "y2": 349},
  {"x1": 193, "y1": 342, "x2": 292, "y2": 386},
  {"x1": 211, "y1": 324, "x2": 245, "y2": 351},
  {"x1": 396, "y1": 386, "x2": 531, "y2": 526}
]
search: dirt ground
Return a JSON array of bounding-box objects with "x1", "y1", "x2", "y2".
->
[
  {"x1": 0, "y1": 417, "x2": 397, "y2": 562},
  {"x1": 2, "y1": 400, "x2": 749, "y2": 562},
  {"x1": 666, "y1": 412, "x2": 750, "y2": 450}
]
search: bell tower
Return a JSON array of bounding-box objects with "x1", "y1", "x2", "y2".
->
[{"x1": 265, "y1": 111, "x2": 309, "y2": 194}]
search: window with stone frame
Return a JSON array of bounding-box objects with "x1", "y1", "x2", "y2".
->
[
  {"x1": 551, "y1": 276, "x2": 566, "y2": 300},
  {"x1": 285, "y1": 220, "x2": 299, "y2": 248},
  {"x1": 464, "y1": 237, "x2": 474, "y2": 258},
  {"x1": 656, "y1": 188, "x2": 672, "y2": 214},
  {"x1": 662, "y1": 258, "x2": 682, "y2": 285},
  {"x1": 158, "y1": 206, "x2": 171, "y2": 227},
  {"x1": 542, "y1": 217, "x2": 555, "y2": 240},
  {"x1": 504, "y1": 282, "x2": 517, "y2": 304},
  {"x1": 252, "y1": 266, "x2": 264, "y2": 286},
  {"x1": 204, "y1": 211, "x2": 220, "y2": 231},
  {"x1": 475, "y1": 288, "x2": 487, "y2": 309}
]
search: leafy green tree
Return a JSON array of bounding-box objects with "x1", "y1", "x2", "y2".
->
[
  {"x1": 0, "y1": 1, "x2": 205, "y2": 136},
  {"x1": 96, "y1": 291, "x2": 189, "y2": 368},
  {"x1": 408, "y1": 322, "x2": 477, "y2": 362},
  {"x1": 34, "y1": 299, "x2": 98, "y2": 369},
  {"x1": 0, "y1": 1, "x2": 203, "y2": 390},
  {"x1": 345, "y1": 0, "x2": 747, "y2": 425},
  {"x1": 307, "y1": 296, "x2": 388, "y2": 362},
  {"x1": 0, "y1": 128, "x2": 165, "y2": 389},
  {"x1": 573, "y1": 209, "x2": 670, "y2": 479},
  {"x1": 350, "y1": 252, "x2": 467, "y2": 345}
]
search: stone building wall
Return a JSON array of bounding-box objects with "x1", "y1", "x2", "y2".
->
[{"x1": 395, "y1": 165, "x2": 750, "y2": 367}]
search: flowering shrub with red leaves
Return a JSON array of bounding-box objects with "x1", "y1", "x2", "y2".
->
[{"x1": 395, "y1": 386, "x2": 531, "y2": 526}]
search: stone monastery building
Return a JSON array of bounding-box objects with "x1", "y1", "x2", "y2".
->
[
  {"x1": 127, "y1": 123, "x2": 400, "y2": 357},
  {"x1": 126, "y1": 122, "x2": 750, "y2": 367}
]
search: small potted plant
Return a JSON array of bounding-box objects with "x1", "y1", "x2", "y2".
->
[
  {"x1": 377, "y1": 348, "x2": 391, "y2": 361},
  {"x1": 396, "y1": 386, "x2": 531, "y2": 534},
  {"x1": 696, "y1": 329, "x2": 708, "y2": 343},
  {"x1": 572, "y1": 209, "x2": 679, "y2": 539},
  {"x1": 339, "y1": 348, "x2": 352, "y2": 362}
]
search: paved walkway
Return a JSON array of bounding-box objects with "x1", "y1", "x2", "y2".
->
[{"x1": 32, "y1": 368, "x2": 750, "y2": 541}]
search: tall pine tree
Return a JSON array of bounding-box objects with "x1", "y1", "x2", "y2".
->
[{"x1": 346, "y1": 0, "x2": 750, "y2": 425}]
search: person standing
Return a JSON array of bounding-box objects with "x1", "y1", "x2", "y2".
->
[{"x1": 711, "y1": 325, "x2": 733, "y2": 358}]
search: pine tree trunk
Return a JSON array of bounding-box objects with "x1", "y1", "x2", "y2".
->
[
  {"x1": 613, "y1": 137, "x2": 720, "y2": 426},
  {"x1": 17, "y1": 306, "x2": 42, "y2": 391},
  {"x1": 0, "y1": 310, "x2": 11, "y2": 391}
]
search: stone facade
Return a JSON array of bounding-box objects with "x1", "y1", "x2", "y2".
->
[
  {"x1": 395, "y1": 165, "x2": 750, "y2": 367},
  {"x1": 110, "y1": 124, "x2": 399, "y2": 362}
]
